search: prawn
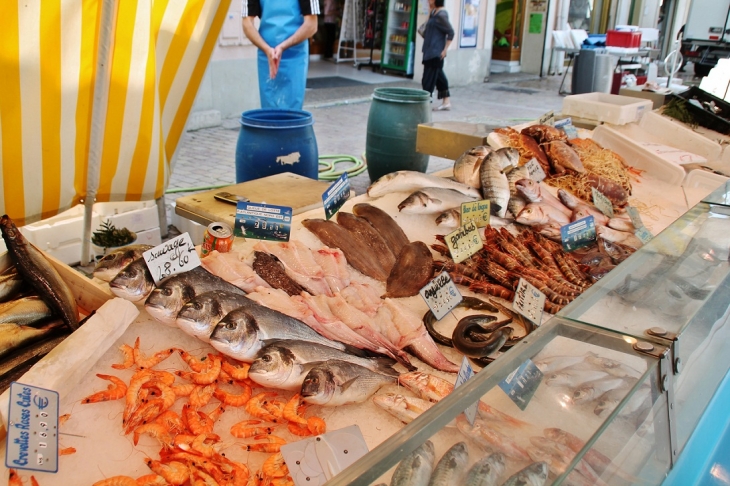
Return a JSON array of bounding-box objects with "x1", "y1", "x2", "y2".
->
[
  {"x1": 133, "y1": 423, "x2": 174, "y2": 448},
  {"x1": 111, "y1": 343, "x2": 135, "y2": 369},
  {"x1": 155, "y1": 410, "x2": 185, "y2": 434},
  {"x1": 145, "y1": 459, "x2": 188, "y2": 486},
  {"x1": 189, "y1": 383, "x2": 217, "y2": 408},
  {"x1": 262, "y1": 453, "x2": 288, "y2": 478},
  {"x1": 230, "y1": 419, "x2": 278, "y2": 439},
  {"x1": 134, "y1": 474, "x2": 167, "y2": 486},
  {"x1": 221, "y1": 360, "x2": 250, "y2": 381},
  {"x1": 179, "y1": 350, "x2": 206, "y2": 372},
  {"x1": 244, "y1": 434, "x2": 287, "y2": 453},
  {"x1": 245, "y1": 392, "x2": 281, "y2": 423},
  {"x1": 191, "y1": 354, "x2": 221, "y2": 385},
  {"x1": 92, "y1": 477, "x2": 138, "y2": 486},
  {"x1": 282, "y1": 394, "x2": 307, "y2": 425},
  {"x1": 183, "y1": 404, "x2": 216, "y2": 435},
  {"x1": 263, "y1": 398, "x2": 286, "y2": 421},
  {"x1": 124, "y1": 398, "x2": 164, "y2": 433},
  {"x1": 9, "y1": 469, "x2": 22, "y2": 486},
  {"x1": 192, "y1": 432, "x2": 222, "y2": 458},
  {"x1": 287, "y1": 422, "x2": 313, "y2": 437},
  {"x1": 31, "y1": 477, "x2": 40, "y2": 486},
  {"x1": 307, "y1": 417, "x2": 326, "y2": 435},
  {"x1": 213, "y1": 384, "x2": 252, "y2": 407},
  {"x1": 133, "y1": 338, "x2": 179, "y2": 370},
  {"x1": 172, "y1": 383, "x2": 196, "y2": 397},
  {"x1": 59, "y1": 413, "x2": 71, "y2": 425},
  {"x1": 82, "y1": 374, "x2": 127, "y2": 404}
]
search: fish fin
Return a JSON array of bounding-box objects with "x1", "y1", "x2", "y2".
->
[
  {"x1": 341, "y1": 343, "x2": 371, "y2": 358},
  {"x1": 429, "y1": 197, "x2": 442, "y2": 206},
  {"x1": 339, "y1": 377, "x2": 360, "y2": 393},
  {"x1": 491, "y1": 203, "x2": 503, "y2": 215},
  {"x1": 371, "y1": 357, "x2": 400, "y2": 377}
]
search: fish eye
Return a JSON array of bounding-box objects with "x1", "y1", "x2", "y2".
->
[
  {"x1": 225, "y1": 322, "x2": 236, "y2": 330},
  {"x1": 193, "y1": 302, "x2": 202, "y2": 310},
  {"x1": 262, "y1": 355, "x2": 271, "y2": 362},
  {"x1": 312, "y1": 377, "x2": 319, "y2": 384},
  {"x1": 161, "y1": 288, "x2": 172, "y2": 296}
]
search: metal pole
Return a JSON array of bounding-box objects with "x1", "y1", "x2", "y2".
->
[{"x1": 80, "y1": 0, "x2": 118, "y2": 266}]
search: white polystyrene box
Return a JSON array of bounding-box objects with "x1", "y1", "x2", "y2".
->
[
  {"x1": 562, "y1": 93, "x2": 653, "y2": 125},
  {"x1": 20, "y1": 205, "x2": 101, "y2": 253},
  {"x1": 95, "y1": 200, "x2": 159, "y2": 233},
  {"x1": 171, "y1": 206, "x2": 206, "y2": 246}
]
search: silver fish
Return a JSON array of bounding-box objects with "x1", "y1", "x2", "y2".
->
[
  {"x1": 572, "y1": 377, "x2": 628, "y2": 404},
  {"x1": 208, "y1": 305, "x2": 351, "y2": 361},
  {"x1": 534, "y1": 354, "x2": 593, "y2": 374},
  {"x1": 373, "y1": 393, "x2": 434, "y2": 424},
  {"x1": 584, "y1": 355, "x2": 642, "y2": 379},
  {"x1": 109, "y1": 257, "x2": 155, "y2": 303},
  {"x1": 597, "y1": 225, "x2": 644, "y2": 249},
  {"x1": 454, "y1": 146, "x2": 491, "y2": 189},
  {"x1": 435, "y1": 208, "x2": 461, "y2": 228},
  {"x1": 480, "y1": 148, "x2": 517, "y2": 219},
  {"x1": 515, "y1": 179, "x2": 572, "y2": 218},
  {"x1": 499, "y1": 462, "x2": 548, "y2": 486},
  {"x1": 248, "y1": 340, "x2": 397, "y2": 390},
  {"x1": 545, "y1": 368, "x2": 610, "y2": 388},
  {"x1": 506, "y1": 166, "x2": 530, "y2": 218},
  {"x1": 464, "y1": 453, "x2": 506, "y2": 486},
  {"x1": 398, "y1": 188, "x2": 479, "y2": 215},
  {"x1": 145, "y1": 266, "x2": 245, "y2": 326},
  {"x1": 0, "y1": 267, "x2": 24, "y2": 303},
  {"x1": 301, "y1": 359, "x2": 397, "y2": 406},
  {"x1": 390, "y1": 440, "x2": 435, "y2": 486},
  {"x1": 92, "y1": 244, "x2": 153, "y2": 282},
  {"x1": 0, "y1": 296, "x2": 52, "y2": 326},
  {"x1": 594, "y1": 385, "x2": 650, "y2": 417},
  {"x1": 0, "y1": 320, "x2": 66, "y2": 359},
  {"x1": 427, "y1": 442, "x2": 469, "y2": 486},
  {"x1": 368, "y1": 170, "x2": 482, "y2": 199},
  {"x1": 516, "y1": 202, "x2": 570, "y2": 227}
]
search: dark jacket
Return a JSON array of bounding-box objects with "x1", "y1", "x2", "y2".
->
[{"x1": 422, "y1": 9, "x2": 455, "y2": 62}]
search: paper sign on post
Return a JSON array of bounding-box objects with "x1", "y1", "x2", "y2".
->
[
  {"x1": 446, "y1": 221, "x2": 483, "y2": 264},
  {"x1": 591, "y1": 187, "x2": 615, "y2": 218},
  {"x1": 235, "y1": 202, "x2": 293, "y2": 242},
  {"x1": 461, "y1": 200, "x2": 491, "y2": 228},
  {"x1": 5, "y1": 382, "x2": 59, "y2": 473},
  {"x1": 512, "y1": 278, "x2": 545, "y2": 325},
  {"x1": 560, "y1": 215, "x2": 597, "y2": 252},
  {"x1": 322, "y1": 173, "x2": 351, "y2": 220},
  {"x1": 538, "y1": 110, "x2": 555, "y2": 126},
  {"x1": 626, "y1": 206, "x2": 645, "y2": 229},
  {"x1": 420, "y1": 271, "x2": 463, "y2": 321},
  {"x1": 498, "y1": 359, "x2": 543, "y2": 411},
  {"x1": 524, "y1": 158, "x2": 547, "y2": 183},
  {"x1": 454, "y1": 357, "x2": 478, "y2": 425},
  {"x1": 144, "y1": 233, "x2": 201, "y2": 285}
]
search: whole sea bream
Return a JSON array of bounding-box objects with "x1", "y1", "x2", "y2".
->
[
  {"x1": 368, "y1": 170, "x2": 482, "y2": 199},
  {"x1": 454, "y1": 146, "x2": 491, "y2": 189},
  {"x1": 300, "y1": 359, "x2": 397, "y2": 406},
  {"x1": 109, "y1": 257, "x2": 156, "y2": 302},
  {"x1": 92, "y1": 244, "x2": 154, "y2": 282},
  {"x1": 480, "y1": 148, "x2": 519, "y2": 219},
  {"x1": 390, "y1": 440, "x2": 435, "y2": 486},
  {"x1": 398, "y1": 188, "x2": 479, "y2": 215}
]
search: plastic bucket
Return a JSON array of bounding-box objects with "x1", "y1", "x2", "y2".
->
[
  {"x1": 235, "y1": 109, "x2": 319, "y2": 183},
  {"x1": 365, "y1": 88, "x2": 431, "y2": 182}
]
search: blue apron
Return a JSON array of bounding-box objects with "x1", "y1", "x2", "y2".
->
[{"x1": 257, "y1": 0, "x2": 308, "y2": 110}]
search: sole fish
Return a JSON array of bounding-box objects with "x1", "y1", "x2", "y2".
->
[
  {"x1": 352, "y1": 203, "x2": 410, "y2": 257},
  {"x1": 0, "y1": 215, "x2": 79, "y2": 331},
  {"x1": 368, "y1": 170, "x2": 482, "y2": 199},
  {"x1": 480, "y1": 148, "x2": 517, "y2": 219},
  {"x1": 465, "y1": 453, "x2": 506, "y2": 486},
  {"x1": 301, "y1": 359, "x2": 397, "y2": 406},
  {"x1": 428, "y1": 442, "x2": 469, "y2": 486},
  {"x1": 92, "y1": 244, "x2": 153, "y2": 282},
  {"x1": 337, "y1": 212, "x2": 396, "y2": 275},
  {"x1": 384, "y1": 242, "x2": 433, "y2": 298},
  {"x1": 398, "y1": 188, "x2": 479, "y2": 215},
  {"x1": 390, "y1": 440, "x2": 435, "y2": 486}
]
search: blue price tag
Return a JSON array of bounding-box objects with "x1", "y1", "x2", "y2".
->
[
  {"x1": 235, "y1": 202, "x2": 292, "y2": 241},
  {"x1": 454, "y1": 357, "x2": 478, "y2": 425},
  {"x1": 322, "y1": 173, "x2": 351, "y2": 220},
  {"x1": 560, "y1": 215, "x2": 597, "y2": 252},
  {"x1": 498, "y1": 359, "x2": 543, "y2": 411},
  {"x1": 5, "y1": 382, "x2": 59, "y2": 473}
]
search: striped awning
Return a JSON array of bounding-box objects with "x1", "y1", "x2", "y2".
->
[{"x1": 0, "y1": 0, "x2": 231, "y2": 226}]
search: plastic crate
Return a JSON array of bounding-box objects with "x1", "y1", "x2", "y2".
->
[
  {"x1": 606, "y1": 30, "x2": 641, "y2": 48},
  {"x1": 674, "y1": 86, "x2": 730, "y2": 135},
  {"x1": 562, "y1": 92, "x2": 653, "y2": 125}
]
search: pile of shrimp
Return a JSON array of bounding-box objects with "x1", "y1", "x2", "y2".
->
[{"x1": 71, "y1": 337, "x2": 326, "y2": 486}]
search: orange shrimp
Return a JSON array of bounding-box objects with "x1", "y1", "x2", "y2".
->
[
  {"x1": 82, "y1": 374, "x2": 128, "y2": 403},
  {"x1": 244, "y1": 434, "x2": 287, "y2": 453},
  {"x1": 190, "y1": 466, "x2": 219, "y2": 486},
  {"x1": 135, "y1": 474, "x2": 167, "y2": 486},
  {"x1": 191, "y1": 432, "x2": 221, "y2": 458},
  {"x1": 145, "y1": 459, "x2": 188, "y2": 486},
  {"x1": 190, "y1": 354, "x2": 221, "y2": 385},
  {"x1": 30, "y1": 476, "x2": 40, "y2": 486},
  {"x1": 225, "y1": 461, "x2": 250, "y2": 486},
  {"x1": 262, "y1": 453, "x2": 288, "y2": 478},
  {"x1": 282, "y1": 394, "x2": 307, "y2": 425},
  {"x1": 59, "y1": 446, "x2": 76, "y2": 455},
  {"x1": 92, "y1": 476, "x2": 138, "y2": 486},
  {"x1": 221, "y1": 360, "x2": 250, "y2": 381},
  {"x1": 230, "y1": 419, "x2": 278, "y2": 439},
  {"x1": 179, "y1": 350, "x2": 206, "y2": 372},
  {"x1": 269, "y1": 478, "x2": 295, "y2": 486},
  {"x1": 9, "y1": 469, "x2": 22, "y2": 486},
  {"x1": 213, "y1": 383, "x2": 252, "y2": 407},
  {"x1": 245, "y1": 392, "x2": 281, "y2": 423},
  {"x1": 111, "y1": 343, "x2": 135, "y2": 370},
  {"x1": 124, "y1": 398, "x2": 164, "y2": 433},
  {"x1": 183, "y1": 404, "x2": 216, "y2": 436},
  {"x1": 133, "y1": 338, "x2": 179, "y2": 370},
  {"x1": 172, "y1": 383, "x2": 195, "y2": 397},
  {"x1": 189, "y1": 383, "x2": 217, "y2": 409},
  {"x1": 287, "y1": 422, "x2": 314, "y2": 437},
  {"x1": 123, "y1": 370, "x2": 157, "y2": 421},
  {"x1": 307, "y1": 417, "x2": 326, "y2": 435},
  {"x1": 155, "y1": 410, "x2": 185, "y2": 434},
  {"x1": 207, "y1": 404, "x2": 226, "y2": 422},
  {"x1": 133, "y1": 423, "x2": 173, "y2": 448},
  {"x1": 59, "y1": 413, "x2": 71, "y2": 425}
]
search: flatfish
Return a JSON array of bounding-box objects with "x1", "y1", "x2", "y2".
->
[
  {"x1": 352, "y1": 203, "x2": 410, "y2": 257},
  {"x1": 383, "y1": 242, "x2": 433, "y2": 298},
  {"x1": 337, "y1": 212, "x2": 396, "y2": 274}
]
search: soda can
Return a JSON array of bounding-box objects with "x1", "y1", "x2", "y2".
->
[{"x1": 201, "y1": 222, "x2": 235, "y2": 257}]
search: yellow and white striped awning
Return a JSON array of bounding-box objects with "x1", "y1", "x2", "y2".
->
[{"x1": 0, "y1": 0, "x2": 231, "y2": 226}]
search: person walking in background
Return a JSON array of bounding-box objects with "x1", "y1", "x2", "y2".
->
[
  {"x1": 242, "y1": 0, "x2": 320, "y2": 111},
  {"x1": 323, "y1": 0, "x2": 340, "y2": 60},
  {"x1": 421, "y1": 0, "x2": 454, "y2": 111}
]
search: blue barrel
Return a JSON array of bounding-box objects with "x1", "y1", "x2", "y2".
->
[{"x1": 235, "y1": 109, "x2": 319, "y2": 182}]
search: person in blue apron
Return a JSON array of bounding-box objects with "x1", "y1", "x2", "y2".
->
[{"x1": 242, "y1": 0, "x2": 320, "y2": 111}]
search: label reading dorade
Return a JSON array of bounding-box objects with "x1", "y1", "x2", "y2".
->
[
  {"x1": 144, "y1": 233, "x2": 201, "y2": 285},
  {"x1": 235, "y1": 202, "x2": 293, "y2": 242}
]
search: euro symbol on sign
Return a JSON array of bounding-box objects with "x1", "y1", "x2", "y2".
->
[{"x1": 33, "y1": 395, "x2": 49, "y2": 410}]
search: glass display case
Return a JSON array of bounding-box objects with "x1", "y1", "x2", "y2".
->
[
  {"x1": 380, "y1": 0, "x2": 417, "y2": 74},
  {"x1": 331, "y1": 317, "x2": 672, "y2": 485}
]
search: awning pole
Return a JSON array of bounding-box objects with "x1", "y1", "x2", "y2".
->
[{"x1": 81, "y1": 0, "x2": 118, "y2": 266}]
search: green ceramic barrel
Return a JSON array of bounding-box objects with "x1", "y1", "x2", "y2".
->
[{"x1": 366, "y1": 88, "x2": 431, "y2": 182}]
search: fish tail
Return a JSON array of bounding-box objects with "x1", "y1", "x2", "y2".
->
[
  {"x1": 371, "y1": 357, "x2": 401, "y2": 376},
  {"x1": 341, "y1": 343, "x2": 371, "y2": 358}
]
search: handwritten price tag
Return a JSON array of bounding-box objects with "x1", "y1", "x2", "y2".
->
[
  {"x1": 322, "y1": 173, "x2": 351, "y2": 220},
  {"x1": 235, "y1": 202, "x2": 293, "y2": 242},
  {"x1": 420, "y1": 271, "x2": 463, "y2": 320},
  {"x1": 591, "y1": 187, "x2": 615, "y2": 218},
  {"x1": 512, "y1": 277, "x2": 545, "y2": 325},
  {"x1": 5, "y1": 382, "x2": 59, "y2": 473},
  {"x1": 445, "y1": 221, "x2": 483, "y2": 264},
  {"x1": 144, "y1": 233, "x2": 201, "y2": 285},
  {"x1": 538, "y1": 110, "x2": 555, "y2": 126},
  {"x1": 454, "y1": 357, "x2": 478, "y2": 425},
  {"x1": 524, "y1": 158, "x2": 547, "y2": 183},
  {"x1": 560, "y1": 215, "x2": 596, "y2": 252},
  {"x1": 626, "y1": 206, "x2": 645, "y2": 229},
  {"x1": 461, "y1": 200, "x2": 491, "y2": 228},
  {"x1": 498, "y1": 359, "x2": 543, "y2": 411}
]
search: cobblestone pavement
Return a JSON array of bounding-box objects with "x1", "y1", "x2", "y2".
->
[{"x1": 165, "y1": 73, "x2": 566, "y2": 229}]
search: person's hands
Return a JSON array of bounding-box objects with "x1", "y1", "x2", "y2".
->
[
  {"x1": 266, "y1": 46, "x2": 281, "y2": 79},
  {"x1": 440, "y1": 48, "x2": 447, "y2": 59}
]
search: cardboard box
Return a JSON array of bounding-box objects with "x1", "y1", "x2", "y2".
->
[
  {"x1": 416, "y1": 121, "x2": 493, "y2": 160},
  {"x1": 619, "y1": 86, "x2": 671, "y2": 109}
]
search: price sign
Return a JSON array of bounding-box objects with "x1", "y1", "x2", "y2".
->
[
  {"x1": 591, "y1": 187, "x2": 615, "y2": 218},
  {"x1": 626, "y1": 206, "x2": 645, "y2": 229},
  {"x1": 454, "y1": 357, "x2": 478, "y2": 425},
  {"x1": 555, "y1": 117, "x2": 579, "y2": 139},
  {"x1": 445, "y1": 221, "x2": 483, "y2": 264},
  {"x1": 460, "y1": 200, "x2": 491, "y2": 228},
  {"x1": 420, "y1": 271, "x2": 463, "y2": 321},
  {"x1": 5, "y1": 382, "x2": 59, "y2": 473},
  {"x1": 144, "y1": 233, "x2": 201, "y2": 285},
  {"x1": 235, "y1": 202, "x2": 292, "y2": 242},
  {"x1": 560, "y1": 215, "x2": 597, "y2": 252},
  {"x1": 322, "y1": 173, "x2": 351, "y2": 220},
  {"x1": 635, "y1": 226, "x2": 654, "y2": 244},
  {"x1": 538, "y1": 110, "x2": 555, "y2": 126},
  {"x1": 524, "y1": 158, "x2": 547, "y2": 182},
  {"x1": 512, "y1": 277, "x2": 545, "y2": 325},
  {"x1": 498, "y1": 359, "x2": 543, "y2": 411}
]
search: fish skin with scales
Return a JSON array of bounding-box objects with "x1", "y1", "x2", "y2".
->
[
  {"x1": 390, "y1": 440, "x2": 435, "y2": 486},
  {"x1": 427, "y1": 442, "x2": 469, "y2": 486},
  {"x1": 92, "y1": 244, "x2": 153, "y2": 282},
  {"x1": 301, "y1": 359, "x2": 397, "y2": 406}
]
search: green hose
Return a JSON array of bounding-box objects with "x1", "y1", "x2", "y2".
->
[{"x1": 165, "y1": 184, "x2": 231, "y2": 194}]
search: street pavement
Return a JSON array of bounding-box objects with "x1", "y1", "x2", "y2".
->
[{"x1": 165, "y1": 72, "x2": 566, "y2": 230}]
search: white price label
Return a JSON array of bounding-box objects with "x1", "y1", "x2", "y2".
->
[
  {"x1": 538, "y1": 110, "x2": 555, "y2": 126},
  {"x1": 524, "y1": 158, "x2": 547, "y2": 183},
  {"x1": 454, "y1": 356, "x2": 478, "y2": 425},
  {"x1": 420, "y1": 271, "x2": 463, "y2": 321},
  {"x1": 445, "y1": 221, "x2": 483, "y2": 264},
  {"x1": 512, "y1": 278, "x2": 545, "y2": 324},
  {"x1": 143, "y1": 233, "x2": 201, "y2": 285},
  {"x1": 6, "y1": 383, "x2": 59, "y2": 473},
  {"x1": 635, "y1": 226, "x2": 653, "y2": 244},
  {"x1": 626, "y1": 206, "x2": 644, "y2": 229},
  {"x1": 591, "y1": 187, "x2": 615, "y2": 218}
]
